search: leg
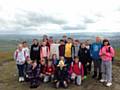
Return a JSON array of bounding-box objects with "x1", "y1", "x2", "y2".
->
[
  {"x1": 100, "y1": 61, "x2": 107, "y2": 82},
  {"x1": 84, "y1": 63, "x2": 87, "y2": 76},
  {"x1": 106, "y1": 61, "x2": 112, "y2": 83},
  {"x1": 92, "y1": 60, "x2": 97, "y2": 78},
  {"x1": 71, "y1": 73, "x2": 76, "y2": 80},
  {"x1": 63, "y1": 81, "x2": 68, "y2": 88},
  {"x1": 44, "y1": 75, "x2": 49, "y2": 83},
  {"x1": 56, "y1": 81, "x2": 60, "y2": 88},
  {"x1": 97, "y1": 59, "x2": 102, "y2": 80},
  {"x1": 76, "y1": 75, "x2": 82, "y2": 85}
]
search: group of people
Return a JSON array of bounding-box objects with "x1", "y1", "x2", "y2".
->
[{"x1": 14, "y1": 35, "x2": 115, "y2": 88}]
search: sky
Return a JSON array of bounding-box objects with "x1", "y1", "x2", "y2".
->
[{"x1": 0, "y1": 0, "x2": 120, "y2": 34}]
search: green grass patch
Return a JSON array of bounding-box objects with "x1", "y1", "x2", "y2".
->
[{"x1": 115, "y1": 48, "x2": 120, "y2": 60}]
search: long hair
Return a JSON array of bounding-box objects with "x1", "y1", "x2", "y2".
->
[{"x1": 102, "y1": 39, "x2": 110, "y2": 46}]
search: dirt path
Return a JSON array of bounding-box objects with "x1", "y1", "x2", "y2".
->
[{"x1": 0, "y1": 60, "x2": 120, "y2": 90}]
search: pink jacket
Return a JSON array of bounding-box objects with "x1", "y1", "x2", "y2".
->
[
  {"x1": 99, "y1": 46, "x2": 115, "y2": 61},
  {"x1": 40, "y1": 46, "x2": 50, "y2": 60}
]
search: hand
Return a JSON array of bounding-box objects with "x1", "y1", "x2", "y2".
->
[
  {"x1": 21, "y1": 61, "x2": 25, "y2": 64},
  {"x1": 32, "y1": 62, "x2": 37, "y2": 70},
  {"x1": 82, "y1": 77, "x2": 84, "y2": 80},
  {"x1": 102, "y1": 52, "x2": 106, "y2": 56},
  {"x1": 87, "y1": 62, "x2": 90, "y2": 65}
]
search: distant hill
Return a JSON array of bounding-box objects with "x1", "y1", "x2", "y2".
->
[{"x1": 0, "y1": 32, "x2": 120, "y2": 51}]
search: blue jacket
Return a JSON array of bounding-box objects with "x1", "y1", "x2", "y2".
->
[{"x1": 90, "y1": 42, "x2": 102, "y2": 60}]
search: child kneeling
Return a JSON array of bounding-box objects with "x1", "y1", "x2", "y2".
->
[
  {"x1": 69, "y1": 56, "x2": 84, "y2": 85},
  {"x1": 43, "y1": 60, "x2": 55, "y2": 83},
  {"x1": 54, "y1": 60, "x2": 69, "y2": 88}
]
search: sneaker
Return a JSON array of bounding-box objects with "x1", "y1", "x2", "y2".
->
[
  {"x1": 19, "y1": 77, "x2": 22, "y2": 82},
  {"x1": 84, "y1": 76, "x2": 87, "y2": 80},
  {"x1": 100, "y1": 79, "x2": 107, "y2": 83},
  {"x1": 21, "y1": 77, "x2": 25, "y2": 82},
  {"x1": 106, "y1": 82, "x2": 112, "y2": 87}
]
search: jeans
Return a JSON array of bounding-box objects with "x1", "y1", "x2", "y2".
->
[
  {"x1": 101, "y1": 61, "x2": 112, "y2": 83},
  {"x1": 17, "y1": 64, "x2": 25, "y2": 77}
]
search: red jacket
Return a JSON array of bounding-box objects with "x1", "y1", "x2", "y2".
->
[
  {"x1": 69, "y1": 62, "x2": 84, "y2": 77},
  {"x1": 43, "y1": 65, "x2": 55, "y2": 75}
]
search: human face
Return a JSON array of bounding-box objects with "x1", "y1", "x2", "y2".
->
[
  {"x1": 104, "y1": 41, "x2": 109, "y2": 46},
  {"x1": 96, "y1": 37, "x2": 101, "y2": 43},
  {"x1": 33, "y1": 40, "x2": 38, "y2": 45},
  {"x1": 74, "y1": 58, "x2": 79, "y2": 63},
  {"x1": 42, "y1": 42, "x2": 46, "y2": 46},
  {"x1": 81, "y1": 43, "x2": 86, "y2": 48},
  {"x1": 18, "y1": 44, "x2": 23, "y2": 51}
]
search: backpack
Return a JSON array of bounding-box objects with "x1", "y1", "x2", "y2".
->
[
  {"x1": 108, "y1": 46, "x2": 114, "y2": 62},
  {"x1": 71, "y1": 61, "x2": 81, "y2": 69}
]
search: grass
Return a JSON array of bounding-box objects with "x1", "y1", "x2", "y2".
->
[
  {"x1": 115, "y1": 48, "x2": 120, "y2": 60},
  {"x1": 0, "y1": 49, "x2": 120, "y2": 90},
  {"x1": 0, "y1": 51, "x2": 14, "y2": 65}
]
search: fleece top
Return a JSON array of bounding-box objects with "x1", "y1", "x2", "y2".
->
[{"x1": 99, "y1": 46, "x2": 115, "y2": 61}]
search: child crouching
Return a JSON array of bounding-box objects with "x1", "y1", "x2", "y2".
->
[
  {"x1": 69, "y1": 56, "x2": 84, "y2": 86},
  {"x1": 54, "y1": 60, "x2": 69, "y2": 88},
  {"x1": 43, "y1": 60, "x2": 55, "y2": 83}
]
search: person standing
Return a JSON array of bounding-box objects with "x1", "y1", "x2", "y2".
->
[
  {"x1": 90, "y1": 37, "x2": 102, "y2": 80},
  {"x1": 99, "y1": 39, "x2": 115, "y2": 87}
]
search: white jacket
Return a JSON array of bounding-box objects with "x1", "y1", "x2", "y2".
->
[{"x1": 14, "y1": 49, "x2": 27, "y2": 65}]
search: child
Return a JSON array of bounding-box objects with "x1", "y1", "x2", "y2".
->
[
  {"x1": 69, "y1": 56, "x2": 84, "y2": 86},
  {"x1": 85, "y1": 40, "x2": 92, "y2": 74},
  {"x1": 78, "y1": 42, "x2": 88, "y2": 79},
  {"x1": 72, "y1": 40, "x2": 80, "y2": 58},
  {"x1": 40, "y1": 41, "x2": 50, "y2": 63},
  {"x1": 29, "y1": 39, "x2": 41, "y2": 88},
  {"x1": 14, "y1": 44, "x2": 28, "y2": 82},
  {"x1": 43, "y1": 60, "x2": 55, "y2": 83},
  {"x1": 99, "y1": 39, "x2": 115, "y2": 87},
  {"x1": 52, "y1": 54, "x2": 59, "y2": 67},
  {"x1": 50, "y1": 43, "x2": 60, "y2": 59},
  {"x1": 64, "y1": 38, "x2": 74, "y2": 69},
  {"x1": 54, "y1": 60, "x2": 68, "y2": 88},
  {"x1": 22, "y1": 41, "x2": 30, "y2": 79},
  {"x1": 59, "y1": 40, "x2": 65, "y2": 57},
  {"x1": 30, "y1": 39, "x2": 40, "y2": 64}
]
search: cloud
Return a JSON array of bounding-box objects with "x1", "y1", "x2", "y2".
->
[
  {"x1": 62, "y1": 24, "x2": 86, "y2": 30},
  {"x1": 0, "y1": 0, "x2": 120, "y2": 34}
]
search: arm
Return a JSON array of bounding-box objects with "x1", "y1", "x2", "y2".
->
[{"x1": 106, "y1": 47, "x2": 115, "y2": 57}]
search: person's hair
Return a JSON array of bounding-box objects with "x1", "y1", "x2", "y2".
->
[
  {"x1": 74, "y1": 56, "x2": 79, "y2": 60},
  {"x1": 60, "y1": 39, "x2": 64, "y2": 42},
  {"x1": 103, "y1": 39, "x2": 110, "y2": 46},
  {"x1": 22, "y1": 41, "x2": 27, "y2": 44},
  {"x1": 33, "y1": 39, "x2": 38, "y2": 42},
  {"x1": 68, "y1": 37, "x2": 72, "y2": 40},
  {"x1": 52, "y1": 54, "x2": 57, "y2": 59},
  {"x1": 75, "y1": 40, "x2": 79, "y2": 42}
]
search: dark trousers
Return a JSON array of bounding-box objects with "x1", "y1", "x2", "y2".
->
[
  {"x1": 93, "y1": 59, "x2": 102, "y2": 73},
  {"x1": 65, "y1": 57, "x2": 72, "y2": 70},
  {"x1": 83, "y1": 63, "x2": 87, "y2": 76},
  {"x1": 17, "y1": 64, "x2": 25, "y2": 77},
  {"x1": 87, "y1": 58, "x2": 92, "y2": 72}
]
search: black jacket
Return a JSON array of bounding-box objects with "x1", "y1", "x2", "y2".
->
[
  {"x1": 30, "y1": 44, "x2": 40, "y2": 63},
  {"x1": 78, "y1": 47, "x2": 88, "y2": 64},
  {"x1": 54, "y1": 67, "x2": 68, "y2": 81}
]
